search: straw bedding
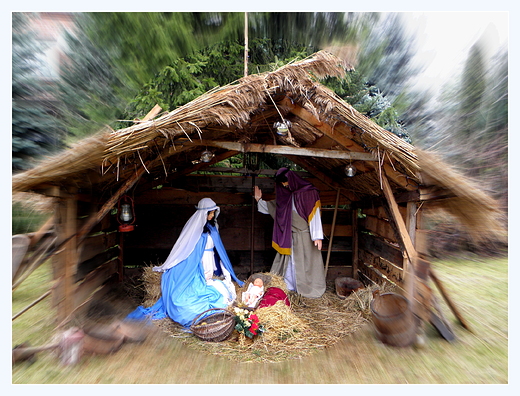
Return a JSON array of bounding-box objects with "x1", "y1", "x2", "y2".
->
[{"x1": 136, "y1": 266, "x2": 393, "y2": 363}]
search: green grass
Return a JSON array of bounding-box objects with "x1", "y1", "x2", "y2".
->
[{"x1": 12, "y1": 256, "x2": 508, "y2": 384}]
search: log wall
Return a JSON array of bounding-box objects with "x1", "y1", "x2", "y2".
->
[{"x1": 355, "y1": 201, "x2": 424, "y2": 288}]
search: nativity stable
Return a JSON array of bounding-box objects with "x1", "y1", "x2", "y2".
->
[{"x1": 12, "y1": 51, "x2": 504, "y2": 351}]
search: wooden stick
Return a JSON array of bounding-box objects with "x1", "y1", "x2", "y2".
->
[
  {"x1": 244, "y1": 12, "x2": 248, "y2": 77},
  {"x1": 380, "y1": 171, "x2": 416, "y2": 264},
  {"x1": 250, "y1": 173, "x2": 255, "y2": 276},
  {"x1": 12, "y1": 236, "x2": 58, "y2": 290},
  {"x1": 325, "y1": 188, "x2": 341, "y2": 276},
  {"x1": 351, "y1": 206, "x2": 359, "y2": 279},
  {"x1": 197, "y1": 140, "x2": 377, "y2": 161},
  {"x1": 28, "y1": 215, "x2": 54, "y2": 246},
  {"x1": 12, "y1": 290, "x2": 52, "y2": 320},
  {"x1": 429, "y1": 267, "x2": 473, "y2": 332},
  {"x1": 12, "y1": 343, "x2": 59, "y2": 364}
]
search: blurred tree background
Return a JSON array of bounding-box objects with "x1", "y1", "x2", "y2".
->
[
  {"x1": 12, "y1": 13, "x2": 66, "y2": 171},
  {"x1": 12, "y1": 11, "x2": 507, "y2": 257}
]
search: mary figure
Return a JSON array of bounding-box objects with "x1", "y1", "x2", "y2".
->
[{"x1": 127, "y1": 198, "x2": 244, "y2": 327}]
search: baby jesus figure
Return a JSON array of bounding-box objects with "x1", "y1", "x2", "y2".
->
[{"x1": 242, "y1": 278, "x2": 265, "y2": 308}]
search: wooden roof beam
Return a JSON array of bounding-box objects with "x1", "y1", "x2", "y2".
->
[{"x1": 280, "y1": 96, "x2": 416, "y2": 191}]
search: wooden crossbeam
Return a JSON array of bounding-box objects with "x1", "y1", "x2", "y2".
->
[{"x1": 195, "y1": 140, "x2": 377, "y2": 161}]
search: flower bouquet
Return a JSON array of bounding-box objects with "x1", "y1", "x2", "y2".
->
[{"x1": 233, "y1": 307, "x2": 265, "y2": 339}]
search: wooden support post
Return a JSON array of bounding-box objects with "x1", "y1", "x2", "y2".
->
[
  {"x1": 325, "y1": 188, "x2": 341, "y2": 276},
  {"x1": 53, "y1": 188, "x2": 78, "y2": 325},
  {"x1": 63, "y1": 193, "x2": 77, "y2": 322},
  {"x1": 351, "y1": 206, "x2": 359, "y2": 280},
  {"x1": 406, "y1": 202, "x2": 417, "y2": 245},
  {"x1": 250, "y1": 174, "x2": 255, "y2": 276}
]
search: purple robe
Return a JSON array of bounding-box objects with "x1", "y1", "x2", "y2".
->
[{"x1": 272, "y1": 167, "x2": 321, "y2": 255}]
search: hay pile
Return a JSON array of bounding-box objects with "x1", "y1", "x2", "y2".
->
[{"x1": 136, "y1": 267, "x2": 392, "y2": 363}]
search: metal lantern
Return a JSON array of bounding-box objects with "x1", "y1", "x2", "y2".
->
[
  {"x1": 273, "y1": 119, "x2": 292, "y2": 136},
  {"x1": 118, "y1": 195, "x2": 136, "y2": 232},
  {"x1": 200, "y1": 150, "x2": 215, "y2": 163},
  {"x1": 344, "y1": 163, "x2": 357, "y2": 177}
]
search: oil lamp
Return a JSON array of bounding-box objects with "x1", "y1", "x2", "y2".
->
[
  {"x1": 344, "y1": 163, "x2": 357, "y2": 177},
  {"x1": 118, "y1": 195, "x2": 136, "y2": 232},
  {"x1": 200, "y1": 150, "x2": 215, "y2": 163},
  {"x1": 273, "y1": 119, "x2": 292, "y2": 136}
]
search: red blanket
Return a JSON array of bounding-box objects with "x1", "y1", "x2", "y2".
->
[{"x1": 257, "y1": 287, "x2": 290, "y2": 308}]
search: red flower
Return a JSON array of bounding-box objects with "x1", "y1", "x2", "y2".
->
[{"x1": 250, "y1": 314, "x2": 258, "y2": 322}]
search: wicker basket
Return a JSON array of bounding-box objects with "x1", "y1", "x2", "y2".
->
[{"x1": 190, "y1": 308, "x2": 236, "y2": 342}]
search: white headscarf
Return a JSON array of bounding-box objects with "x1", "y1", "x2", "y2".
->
[{"x1": 153, "y1": 198, "x2": 220, "y2": 272}]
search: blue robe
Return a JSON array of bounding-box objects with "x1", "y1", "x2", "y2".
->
[{"x1": 127, "y1": 224, "x2": 243, "y2": 327}]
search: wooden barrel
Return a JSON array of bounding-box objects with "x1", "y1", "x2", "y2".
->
[{"x1": 370, "y1": 292, "x2": 416, "y2": 347}]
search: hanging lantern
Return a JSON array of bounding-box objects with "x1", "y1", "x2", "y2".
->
[
  {"x1": 117, "y1": 195, "x2": 136, "y2": 232},
  {"x1": 200, "y1": 150, "x2": 215, "y2": 163},
  {"x1": 344, "y1": 163, "x2": 357, "y2": 177},
  {"x1": 273, "y1": 119, "x2": 292, "y2": 136}
]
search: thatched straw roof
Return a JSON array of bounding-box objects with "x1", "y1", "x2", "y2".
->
[{"x1": 12, "y1": 51, "x2": 503, "y2": 239}]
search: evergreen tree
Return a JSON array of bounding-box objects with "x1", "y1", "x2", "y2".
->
[
  {"x1": 56, "y1": 12, "x2": 245, "y2": 139},
  {"x1": 12, "y1": 12, "x2": 65, "y2": 171},
  {"x1": 459, "y1": 43, "x2": 487, "y2": 141},
  {"x1": 124, "y1": 39, "x2": 317, "y2": 122},
  {"x1": 248, "y1": 12, "x2": 358, "y2": 48},
  {"x1": 357, "y1": 13, "x2": 420, "y2": 103},
  {"x1": 57, "y1": 14, "x2": 130, "y2": 139},
  {"x1": 57, "y1": 12, "x2": 414, "y2": 143},
  {"x1": 124, "y1": 38, "x2": 411, "y2": 143}
]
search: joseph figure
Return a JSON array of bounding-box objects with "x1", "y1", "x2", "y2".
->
[{"x1": 254, "y1": 167, "x2": 326, "y2": 298}]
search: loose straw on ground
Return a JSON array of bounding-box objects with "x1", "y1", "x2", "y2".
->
[{"x1": 136, "y1": 267, "x2": 392, "y2": 363}]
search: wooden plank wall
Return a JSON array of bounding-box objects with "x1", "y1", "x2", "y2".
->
[
  {"x1": 124, "y1": 190, "x2": 355, "y2": 279},
  {"x1": 357, "y1": 203, "x2": 408, "y2": 286}
]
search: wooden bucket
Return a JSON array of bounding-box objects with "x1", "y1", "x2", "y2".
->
[
  {"x1": 370, "y1": 292, "x2": 416, "y2": 347},
  {"x1": 335, "y1": 277, "x2": 364, "y2": 299}
]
